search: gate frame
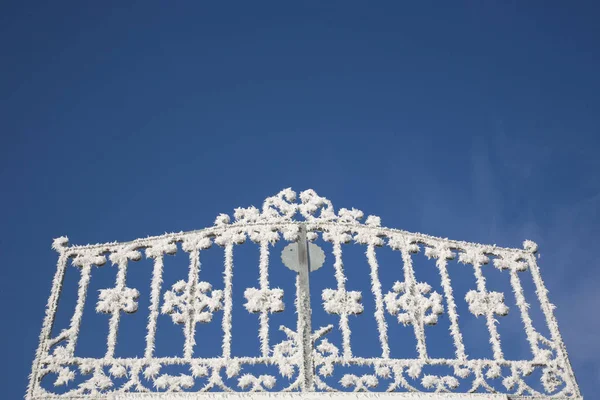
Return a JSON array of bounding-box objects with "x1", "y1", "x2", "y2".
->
[{"x1": 27, "y1": 188, "x2": 582, "y2": 400}]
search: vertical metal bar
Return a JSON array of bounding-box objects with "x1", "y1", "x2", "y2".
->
[
  {"x1": 106, "y1": 258, "x2": 127, "y2": 359},
  {"x1": 66, "y1": 263, "x2": 93, "y2": 355},
  {"x1": 183, "y1": 248, "x2": 200, "y2": 359},
  {"x1": 222, "y1": 242, "x2": 234, "y2": 358},
  {"x1": 526, "y1": 252, "x2": 582, "y2": 397},
  {"x1": 258, "y1": 240, "x2": 271, "y2": 358},
  {"x1": 508, "y1": 266, "x2": 540, "y2": 359},
  {"x1": 434, "y1": 250, "x2": 467, "y2": 361},
  {"x1": 27, "y1": 250, "x2": 70, "y2": 400},
  {"x1": 366, "y1": 243, "x2": 390, "y2": 358},
  {"x1": 145, "y1": 253, "x2": 165, "y2": 359},
  {"x1": 400, "y1": 247, "x2": 428, "y2": 360},
  {"x1": 332, "y1": 240, "x2": 353, "y2": 359},
  {"x1": 472, "y1": 259, "x2": 504, "y2": 360},
  {"x1": 296, "y1": 225, "x2": 314, "y2": 391}
]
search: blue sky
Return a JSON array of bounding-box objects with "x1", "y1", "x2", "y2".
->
[{"x1": 1, "y1": 2, "x2": 598, "y2": 398}]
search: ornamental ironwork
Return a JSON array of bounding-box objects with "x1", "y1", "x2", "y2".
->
[{"x1": 27, "y1": 189, "x2": 582, "y2": 399}]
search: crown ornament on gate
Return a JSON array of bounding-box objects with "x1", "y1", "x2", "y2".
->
[{"x1": 28, "y1": 188, "x2": 582, "y2": 399}]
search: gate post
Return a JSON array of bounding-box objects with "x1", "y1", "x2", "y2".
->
[{"x1": 296, "y1": 224, "x2": 314, "y2": 391}]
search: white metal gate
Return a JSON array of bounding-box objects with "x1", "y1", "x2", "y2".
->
[{"x1": 27, "y1": 189, "x2": 582, "y2": 399}]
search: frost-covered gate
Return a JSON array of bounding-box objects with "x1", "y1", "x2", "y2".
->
[{"x1": 28, "y1": 189, "x2": 582, "y2": 399}]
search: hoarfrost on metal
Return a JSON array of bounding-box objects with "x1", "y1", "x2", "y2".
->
[{"x1": 28, "y1": 189, "x2": 581, "y2": 399}]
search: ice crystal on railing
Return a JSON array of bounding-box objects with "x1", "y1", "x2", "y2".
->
[
  {"x1": 340, "y1": 374, "x2": 379, "y2": 391},
  {"x1": 244, "y1": 287, "x2": 284, "y2": 313},
  {"x1": 384, "y1": 281, "x2": 444, "y2": 326},
  {"x1": 27, "y1": 188, "x2": 581, "y2": 399},
  {"x1": 272, "y1": 327, "x2": 300, "y2": 379},
  {"x1": 237, "y1": 374, "x2": 277, "y2": 391},
  {"x1": 421, "y1": 375, "x2": 460, "y2": 392},
  {"x1": 215, "y1": 187, "x2": 379, "y2": 231},
  {"x1": 162, "y1": 281, "x2": 223, "y2": 324},
  {"x1": 542, "y1": 369, "x2": 562, "y2": 393},
  {"x1": 44, "y1": 346, "x2": 76, "y2": 387},
  {"x1": 80, "y1": 368, "x2": 113, "y2": 393},
  {"x1": 154, "y1": 374, "x2": 194, "y2": 391},
  {"x1": 322, "y1": 289, "x2": 364, "y2": 315},
  {"x1": 54, "y1": 366, "x2": 75, "y2": 386},
  {"x1": 315, "y1": 337, "x2": 339, "y2": 377},
  {"x1": 189, "y1": 362, "x2": 209, "y2": 378},
  {"x1": 108, "y1": 363, "x2": 127, "y2": 378},
  {"x1": 143, "y1": 363, "x2": 161, "y2": 380},
  {"x1": 465, "y1": 290, "x2": 509, "y2": 317},
  {"x1": 96, "y1": 287, "x2": 140, "y2": 314}
]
